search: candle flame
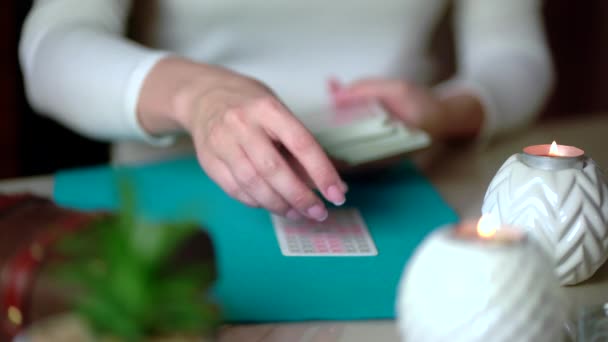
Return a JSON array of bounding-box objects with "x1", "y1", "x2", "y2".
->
[
  {"x1": 548, "y1": 141, "x2": 560, "y2": 156},
  {"x1": 477, "y1": 215, "x2": 497, "y2": 239}
]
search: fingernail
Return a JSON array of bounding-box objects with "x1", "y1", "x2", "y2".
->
[
  {"x1": 326, "y1": 185, "x2": 345, "y2": 206},
  {"x1": 340, "y1": 181, "x2": 349, "y2": 193},
  {"x1": 286, "y1": 209, "x2": 302, "y2": 221},
  {"x1": 307, "y1": 204, "x2": 328, "y2": 222}
]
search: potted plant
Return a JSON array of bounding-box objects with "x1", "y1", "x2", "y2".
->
[{"x1": 6, "y1": 190, "x2": 220, "y2": 341}]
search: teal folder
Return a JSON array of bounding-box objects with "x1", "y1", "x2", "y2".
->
[{"x1": 54, "y1": 157, "x2": 457, "y2": 322}]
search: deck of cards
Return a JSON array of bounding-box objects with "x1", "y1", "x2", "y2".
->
[{"x1": 300, "y1": 101, "x2": 431, "y2": 165}]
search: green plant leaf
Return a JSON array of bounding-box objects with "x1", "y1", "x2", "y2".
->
[
  {"x1": 48, "y1": 181, "x2": 221, "y2": 339},
  {"x1": 77, "y1": 295, "x2": 142, "y2": 341}
]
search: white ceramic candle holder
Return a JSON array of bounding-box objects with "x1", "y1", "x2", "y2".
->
[
  {"x1": 482, "y1": 143, "x2": 608, "y2": 285},
  {"x1": 397, "y1": 218, "x2": 567, "y2": 342}
]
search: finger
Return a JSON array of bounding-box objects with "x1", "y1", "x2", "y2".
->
[
  {"x1": 327, "y1": 77, "x2": 342, "y2": 95},
  {"x1": 284, "y1": 152, "x2": 350, "y2": 192},
  {"x1": 340, "y1": 78, "x2": 403, "y2": 98},
  {"x1": 210, "y1": 132, "x2": 293, "y2": 216},
  {"x1": 331, "y1": 78, "x2": 389, "y2": 107},
  {"x1": 256, "y1": 100, "x2": 348, "y2": 206},
  {"x1": 236, "y1": 127, "x2": 330, "y2": 222},
  {"x1": 195, "y1": 147, "x2": 259, "y2": 207},
  {"x1": 336, "y1": 79, "x2": 409, "y2": 118},
  {"x1": 327, "y1": 77, "x2": 342, "y2": 108},
  {"x1": 283, "y1": 152, "x2": 315, "y2": 188},
  {"x1": 334, "y1": 78, "x2": 404, "y2": 104}
]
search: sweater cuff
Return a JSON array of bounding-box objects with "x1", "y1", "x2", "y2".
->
[{"x1": 124, "y1": 51, "x2": 176, "y2": 146}]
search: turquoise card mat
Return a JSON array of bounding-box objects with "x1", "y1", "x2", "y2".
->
[{"x1": 54, "y1": 157, "x2": 458, "y2": 322}]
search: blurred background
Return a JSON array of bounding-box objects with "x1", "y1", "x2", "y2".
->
[{"x1": 1, "y1": 0, "x2": 607, "y2": 180}]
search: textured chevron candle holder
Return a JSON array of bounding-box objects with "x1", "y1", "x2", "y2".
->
[
  {"x1": 482, "y1": 142, "x2": 608, "y2": 285},
  {"x1": 397, "y1": 217, "x2": 567, "y2": 342}
]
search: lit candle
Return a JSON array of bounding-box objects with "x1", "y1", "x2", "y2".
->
[
  {"x1": 452, "y1": 214, "x2": 525, "y2": 243},
  {"x1": 482, "y1": 141, "x2": 608, "y2": 285},
  {"x1": 397, "y1": 217, "x2": 567, "y2": 342},
  {"x1": 520, "y1": 141, "x2": 585, "y2": 170}
]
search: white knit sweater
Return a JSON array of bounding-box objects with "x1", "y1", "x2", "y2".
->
[{"x1": 19, "y1": 0, "x2": 553, "y2": 161}]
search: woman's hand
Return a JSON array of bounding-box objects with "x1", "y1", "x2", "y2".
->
[
  {"x1": 330, "y1": 78, "x2": 484, "y2": 140},
  {"x1": 139, "y1": 58, "x2": 347, "y2": 221}
]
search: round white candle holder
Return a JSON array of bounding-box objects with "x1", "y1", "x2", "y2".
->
[
  {"x1": 397, "y1": 219, "x2": 567, "y2": 342},
  {"x1": 481, "y1": 143, "x2": 608, "y2": 285}
]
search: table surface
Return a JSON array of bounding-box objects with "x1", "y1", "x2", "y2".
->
[{"x1": 3, "y1": 114, "x2": 608, "y2": 342}]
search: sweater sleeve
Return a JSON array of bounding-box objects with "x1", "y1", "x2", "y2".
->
[
  {"x1": 19, "y1": 0, "x2": 173, "y2": 144},
  {"x1": 434, "y1": 0, "x2": 554, "y2": 139}
]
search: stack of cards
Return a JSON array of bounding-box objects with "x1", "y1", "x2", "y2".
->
[{"x1": 300, "y1": 101, "x2": 431, "y2": 165}]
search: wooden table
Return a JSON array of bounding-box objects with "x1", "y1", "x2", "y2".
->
[{"x1": 3, "y1": 114, "x2": 608, "y2": 341}]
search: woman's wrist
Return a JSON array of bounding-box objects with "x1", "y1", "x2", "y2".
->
[
  {"x1": 137, "y1": 56, "x2": 224, "y2": 136},
  {"x1": 437, "y1": 92, "x2": 484, "y2": 140}
]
